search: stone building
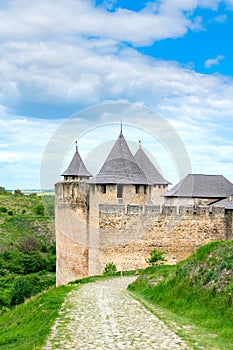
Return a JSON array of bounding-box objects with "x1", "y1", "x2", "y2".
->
[
  {"x1": 164, "y1": 173, "x2": 233, "y2": 206},
  {"x1": 55, "y1": 131, "x2": 233, "y2": 285}
]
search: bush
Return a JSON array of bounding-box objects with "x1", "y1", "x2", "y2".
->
[
  {"x1": 22, "y1": 253, "x2": 47, "y2": 274},
  {"x1": 8, "y1": 210, "x2": 14, "y2": 216},
  {"x1": 18, "y1": 235, "x2": 39, "y2": 253},
  {"x1": 13, "y1": 189, "x2": 24, "y2": 196},
  {"x1": 0, "y1": 186, "x2": 7, "y2": 194},
  {"x1": 0, "y1": 206, "x2": 7, "y2": 213},
  {"x1": 146, "y1": 248, "x2": 166, "y2": 265},
  {"x1": 46, "y1": 255, "x2": 56, "y2": 272},
  {"x1": 103, "y1": 262, "x2": 117, "y2": 275},
  {"x1": 11, "y1": 277, "x2": 35, "y2": 305},
  {"x1": 33, "y1": 204, "x2": 45, "y2": 216}
]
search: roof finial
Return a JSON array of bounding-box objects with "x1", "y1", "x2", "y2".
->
[
  {"x1": 139, "y1": 140, "x2": 141, "y2": 149},
  {"x1": 75, "y1": 140, "x2": 78, "y2": 151},
  {"x1": 120, "y1": 120, "x2": 122, "y2": 134}
]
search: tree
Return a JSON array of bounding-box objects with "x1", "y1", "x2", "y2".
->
[
  {"x1": 11, "y1": 277, "x2": 35, "y2": 305},
  {"x1": 146, "y1": 248, "x2": 166, "y2": 265}
]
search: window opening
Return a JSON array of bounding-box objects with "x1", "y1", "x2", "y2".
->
[
  {"x1": 117, "y1": 184, "x2": 123, "y2": 198},
  {"x1": 100, "y1": 185, "x2": 106, "y2": 194}
]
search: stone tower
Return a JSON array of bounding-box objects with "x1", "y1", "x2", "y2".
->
[
  {"x1": 55, "y1": 131, "x2": 170, "y2": 285},
  {"x1": 55, "y1": 145, "x2": 92, "y2": 286}
]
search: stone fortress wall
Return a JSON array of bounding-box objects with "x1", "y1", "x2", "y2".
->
[
  {"x1": 98, "y1": 203, "x2": 232, "y2": 273},
  {"x1": 55, "y1": 181, "x2": 233, "y2": 285}
]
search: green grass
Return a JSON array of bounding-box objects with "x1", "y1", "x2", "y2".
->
[
  {"x1": 0, "y1": 192, "x2": 54, "y2": 250},
  {"x1": 0, "y1": 285, "x2": 74, "y2": 350},
  {"x1": 0, "y1": 190, "x2": 56, "y2": 312},
  {"x1": 128, "y1": 241, "x2": 233, "y2": 350}
]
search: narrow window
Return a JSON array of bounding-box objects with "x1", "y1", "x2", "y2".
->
[
  {"x1": 117, "y1": 184, "x2": 123, "y2": 198},
  {"x1": 144, "y1": 185, "x2": 147, "y2": 194},
  {"x1": 100, "y1": 185, "x2": 106, "y2": 194},
  {"x1": 135, "y1": 185, "x2": 140, "y2": 194}
]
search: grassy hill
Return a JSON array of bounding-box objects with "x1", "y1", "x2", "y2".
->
[
  {"x1": 128, "y1": 240, "x2": 233, "y2": 349},
  {"x1": 0, "y1": 284, "x2": 73, "y2": 350},
  {"x1": 0, "y1": 187, "x2": 56, "y2": 313}
]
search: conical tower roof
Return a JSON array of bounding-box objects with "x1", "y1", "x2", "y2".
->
[
  {"x1": 134, "y1": 146, "x2": 170, "y2": 185},
  {"x1": 89, "y1": 131, "x2": 148, "y2": 184},
  {"x1": 61, "y1": 149, "x2": 92, "y2": 177}
]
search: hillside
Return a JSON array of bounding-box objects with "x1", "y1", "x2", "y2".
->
[
  {"x1": 128, "y1": 241, "x2": 233, "y2": 349},
  {"x1": 0, "y1": 187, "x2": 56, "y2": 313}
]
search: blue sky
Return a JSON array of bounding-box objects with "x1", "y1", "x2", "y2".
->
[{"x1": 0, "y1": 0, "x2": 233, "y2": 189}]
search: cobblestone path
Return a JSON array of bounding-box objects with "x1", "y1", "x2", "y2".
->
[{"x1": 44, "y1": 277, "x2": 192, "y2": 350}]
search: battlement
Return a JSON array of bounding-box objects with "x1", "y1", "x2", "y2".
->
[{"x1": 99, "y1": 203, "x2": 226, "y2": 217}]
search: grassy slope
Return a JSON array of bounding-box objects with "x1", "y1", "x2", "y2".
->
[
  {"x1": 0, "y1": 192, "x2": 54, "y2": 251},
  {"x1": 128, "y1": 241, "x2": 233, "y2": 350},
  {"x1": 0, "y1": 285, "x2": 74, "y2": 350},
  {"x1": 0, "y1": 191, "x2": 56, "y2": 312}
]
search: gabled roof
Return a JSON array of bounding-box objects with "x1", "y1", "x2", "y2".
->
[
  {"x1": 134, "y1": 147, "x2": 170, "y2": 185},
  {"x1": 212, "y1": 197, "x2": 233, "y2": 209},
  {"x1": 89, "y1": 131, "x2": 148, "y2": 184},
  {"x1": 61, "y1": 150, "x2": 92, "y2": 177},
  {"x1": 164, "y1": 174, "x2": 233, "y2": 198}
]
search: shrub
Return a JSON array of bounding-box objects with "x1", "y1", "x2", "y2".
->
[
  {"x1": 46, "y1": 254, "x2": 56, "y2": 272},
  {"x1": 33, "y1": 204, "x2": 45, "y2": 216},
  {"x1": 146, "y1": 248, "x2": 166, "y2": 265},
  {"x1": 18, "y1": 235, "x2": 39, "y2": 253},
  {"x1": 22, "y1": 253, "x2": 47, "y2": 274},
  {"x1": 0, "y1": 206, "x2": 7, "y2": 213},
  {"x1": 13, "y1": 189, "x2": 24, "y2": 196},
  {"x1": 0, "y1": 288, "x2": 11, "y2": 309},
  {"x1": 103, "y1": 262, "x2": 117, "y2": 275},
  {"x1": 8, "y1": 210, "x2": 14, "y2": 216},
  {"x1": 11, "y1": 277, "x2": 35, "y2": 305},
  {"x1": 0, "y1": 186, "x2": 7, "y2": 194}
]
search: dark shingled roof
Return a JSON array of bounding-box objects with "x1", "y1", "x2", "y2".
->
[
  {"x1": 61, "y1": 150, "x2": 92, "y2": 177},
  {"x1": 89, "y1": 131, "x2": 148, "y2": 184},
  {"x1": 212, "y1": 197, "x2": 233, "y2": 209},
  {"x1": 164, "y1": 174, "x2": 233, "y2": 198},
  {"x1": 134, "y1": 147, "x2": 171, "y2": 185}
]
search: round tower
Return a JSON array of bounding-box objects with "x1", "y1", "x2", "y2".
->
[{"x1": 55, "y1": 143, "x2": 92, "y2": 286}]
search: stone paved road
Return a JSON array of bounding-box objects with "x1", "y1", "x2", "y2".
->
[{"x1": 44, "y1": 277, "x2": 192, "y2": 350}]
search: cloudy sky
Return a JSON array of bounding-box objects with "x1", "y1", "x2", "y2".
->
[{"x1": 1, "y1": 0, "x2": 233, "y2": 189}]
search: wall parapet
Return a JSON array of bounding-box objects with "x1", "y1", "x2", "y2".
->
[
  {"x1": 99, "y1": 203, "x2": 227, "y2": 218},
  {"x1": 127, "y1": 204, "x2": 143, "y2": 214},
  {"x1": 99, "y1": 204, "x2": 125, "y2": 214}
]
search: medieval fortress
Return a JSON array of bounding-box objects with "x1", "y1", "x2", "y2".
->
[{"x1": 55, "y1": 130, "x2": 233, "y2": 285}]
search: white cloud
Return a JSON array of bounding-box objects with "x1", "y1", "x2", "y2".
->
[
  {"x1": 204, "y1": 55, "x2": 225, "y2": 68},
  {"x1": 0, "y1": 0, "x2": 233, "y2": 189},
  {"x1": 0, "y1": 109, "x2": 62, "y2": 188},
  {"x1": 0, "y1": 0, "x2": 224, "y2": 46}
]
